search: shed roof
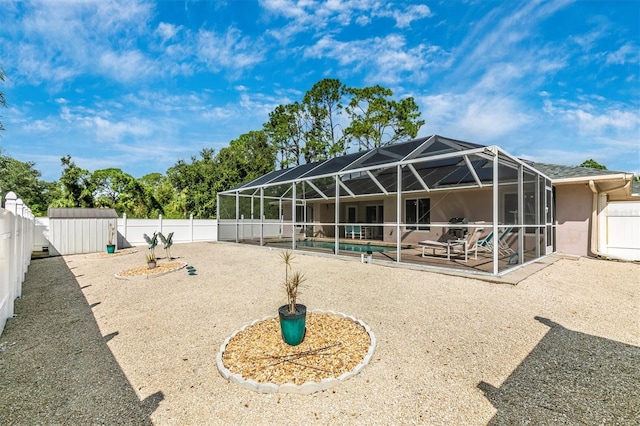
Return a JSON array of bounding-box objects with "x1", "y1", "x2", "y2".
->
[{"x1": 48, "y1": 208, "x2": 118, "y2": 219}]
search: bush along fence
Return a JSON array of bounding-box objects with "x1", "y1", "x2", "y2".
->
[{"x1": 0, "y1": 191, "x2": 35, "y2": 336}]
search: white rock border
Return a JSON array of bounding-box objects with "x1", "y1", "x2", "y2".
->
[
  {"x1": 216, "y1": 310, "x2": 376, "y2": 395},
  {"x1": 114, "y1": 262, "x2": 187, "y2": 280}
]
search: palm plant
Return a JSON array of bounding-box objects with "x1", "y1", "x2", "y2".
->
[
  {"x1": 158, "y1": 232, "x2": 174, "y2": 260},
  {"x1": 280, "y1": 251, "x2": 305, "y2": 314}
]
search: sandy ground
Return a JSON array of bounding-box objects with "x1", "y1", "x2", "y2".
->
[{"x1": 1, "y1": 242, "x2": 638, "y2": 425}]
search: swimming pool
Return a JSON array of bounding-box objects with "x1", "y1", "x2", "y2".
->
[{"x1": 294, "y1": 240, "x2": 398, "y2": 253}]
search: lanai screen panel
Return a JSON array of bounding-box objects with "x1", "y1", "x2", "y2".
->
[{"x1": 217, "y1": 135, "x2": 554, "y2": 276}]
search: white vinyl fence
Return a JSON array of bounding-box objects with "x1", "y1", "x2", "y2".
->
[
  {"x1": 34, "y1": 213, "x2": 218, "y2": 253},
  {"x1": 1, "y1": 191, "x2": 35, "y2": 336},
  {"x1": 602, "y1": 201, "x2": 640, "y2": 261},
  {"x1": 118, "y1": 214, "x2": 217, "y2": 247}
]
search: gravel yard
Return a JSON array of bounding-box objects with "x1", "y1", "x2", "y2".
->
[{"x1": 1, "y1": 242, "x2": 638, "y2": 425}]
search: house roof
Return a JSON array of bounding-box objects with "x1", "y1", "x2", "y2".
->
[
  {"x1": 48, "y1": 208, "x2": 118, "y2": 219},
  {"x1": 530, "y1": 162, "x2": 629, "y2": 180}
]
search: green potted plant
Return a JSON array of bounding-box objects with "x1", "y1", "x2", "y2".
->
[
  {"x1": 278, "y1": 251, "x2": 307, "y2": 346},
  {"x1": 106, "y1": 223, "x2": 116, "y2": 254},
  {"x1": 146, "y1": 252, "x2": 157, "y2": 269}
]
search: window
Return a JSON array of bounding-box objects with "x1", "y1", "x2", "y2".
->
[
  {"x1": 405, "y1": 198, "x2": 430, "y2": 230},
  {"x1": 295, "y1": 204, "x2": 313, "y2": 226}
]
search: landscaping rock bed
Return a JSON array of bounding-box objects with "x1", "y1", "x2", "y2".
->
[{"x1": 218, "y1": 311, "x2": 375, "y2": 394}]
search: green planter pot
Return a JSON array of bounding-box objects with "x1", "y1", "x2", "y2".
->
[
  {"x1": 278, "y1": 304, "x2": 306, "y2": 346},
  {"x1": 106, "y1": 245, "x2": 115, "y2": 254}
]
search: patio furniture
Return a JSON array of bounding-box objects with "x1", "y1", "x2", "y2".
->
[
  {"x1": 419, "y1": 227, "x2": 484, "y2": 262},
  {"x1": 477, "y1": 227, "x2": 515, "y2": 256},
  {"x1": 345, "y1": 225, "x2": 364, "y2": 239}
]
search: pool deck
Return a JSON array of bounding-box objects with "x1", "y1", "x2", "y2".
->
[{"x1": 247, "y1": 237, "x2": 549, "y2": 282}]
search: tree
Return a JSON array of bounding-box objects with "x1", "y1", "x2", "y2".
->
[
  {"x1": 139, "y1": 173, "x2": 180, "y2": 218},
  {"x1": 0, "y1": 149, "x2": 57, "y2": 215},
  {"x1": 263, "y1": 79, "x2": 425, "y2": 168},
  {"x1": 54, "y1": 155, "x2": 94, "y2": 208},
  {"x1": 264, "y1": 103, "x2": 306, "y2": 169},
  {"x1": 579, "y1": 159, "x2": 607, "y2": 170},
  {"x1": 167, "y1": 148, "x2": 218, "y2": 218},
  {"x1": 216, "y1": 130, "x2": 275, "y2": 190},
  {"x1": 344, "y1": 85, "x2": 424, "y2": 150},
  {"x1": 302, "y1": 78, "x2": 347, "y2": 162},
  {"x1": 89, "y1": 167, "x2": 163, "y2": 217},
  {"x1": 91, "y1": 168, "x2": 135, "y2": 208}
]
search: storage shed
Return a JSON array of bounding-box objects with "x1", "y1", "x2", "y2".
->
[{"x1": 47, "y1": 208, "x2": 118, "y2": 255}]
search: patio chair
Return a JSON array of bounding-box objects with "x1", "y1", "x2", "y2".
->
[
  {"x1": 345, "y1": 225, "x2": 364, "y2": 239},
  {"x1": 477, "y1": 227, "x2": 515, "y2": 256},
  {"x1": 345, "y1": 225, "x2": 353, "y2": 238},
  {"x1": 419, "y1": 227, "x2": 484, "y2": 262}
]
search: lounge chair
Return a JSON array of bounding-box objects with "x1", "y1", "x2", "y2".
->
[
  {"x1": 477, "y1": 227, "x2": 515, "y2": 256},
  {"x1": 419, "y1": 227, "x2": 484, "y2": 262}
]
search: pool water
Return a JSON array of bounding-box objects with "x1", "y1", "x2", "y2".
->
[{"x1": 294, "y1": 240, "x2": 397, "y2": 253}]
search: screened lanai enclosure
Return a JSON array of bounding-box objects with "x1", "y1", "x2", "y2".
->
[{"x1": 217, "y1": 135, "x2": 555, "y2": 276}]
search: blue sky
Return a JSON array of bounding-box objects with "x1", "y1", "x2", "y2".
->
[{"x1": 0, "y1": 0, "x2": 638, "y2": 182}]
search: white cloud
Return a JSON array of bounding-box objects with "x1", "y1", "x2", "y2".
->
[
  {"x1": 91, "y1": 116, "x2": 153, "y2": 143},
  {"x1": 374, "y1": 4, "x2": 432, "y2": 28},
  {"x1": 260, "y1": 0, "x2": 432, "y2": 43},
  {"x1": 155, "y1": 22, "x2": 182, "y2": 44},
  {"x1": 543, "y1": 98, "x2": 640, "y2": 135},
  {"x1": 99, "y1": 50, "x2": 157, "y2": 82},
  {"x1": 304, "y1": 34, "x2": 451, "y2": 84},
  {"x1": 419, "y1": 92, "x2": 531, "y2": 141},
  {"x1": 606, "y1": 42, "x2": 639, "y2": 65},
  {"x1": 197, "y1": 27, "x2": 266, "y2": 73}
]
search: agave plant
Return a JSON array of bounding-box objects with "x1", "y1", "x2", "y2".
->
[
  {"x1": 158, "y1": 232, "x2": 174, "y2": 260},
  {"x1": 143, "y1": 232, "x2": 158, "y2": 258},
  {"x1": 280, "y1": 251, "x2": 306, "y2": 314}
]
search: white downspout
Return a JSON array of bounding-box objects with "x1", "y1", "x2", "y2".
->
[{"x1": 588, "y1": 179, "x2": 631, "y2": 260}]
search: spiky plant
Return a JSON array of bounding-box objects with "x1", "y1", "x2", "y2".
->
[{"x1": 280, "y1": 251, "x2": 306, "y2": 313}]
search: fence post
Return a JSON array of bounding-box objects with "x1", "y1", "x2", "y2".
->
[
  {"x1": 190, "y1": 214, "x2": 194, "y2": 242},
  {"x1": 159, "y1": 214, "x2": 163, "y2": 235},
  {"x1": 16, "y1": 199, "x2": 25, "y2": 297},
  {"x1": 0, "y1": 191, "x2": 35, "y2": 336}
]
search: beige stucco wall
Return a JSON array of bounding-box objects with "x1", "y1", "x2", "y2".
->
[
  {"x1": 311, "y1": 188, "x2": 497, "y2": 245},
  {"x1": 554, "y1": 184, "x2": 593, "y2": 257}
]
